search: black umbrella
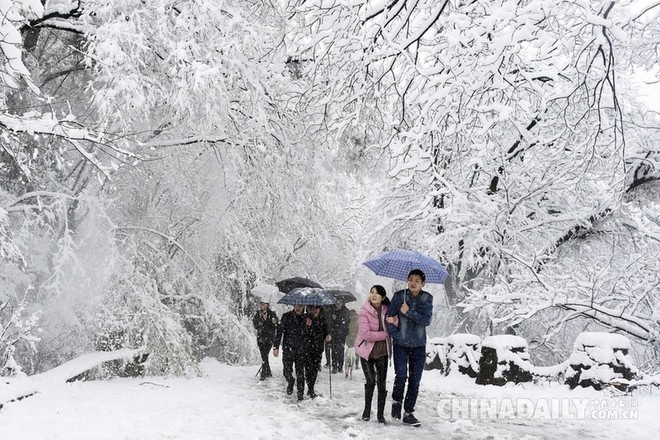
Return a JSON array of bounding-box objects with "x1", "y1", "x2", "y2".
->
[
  {"x1": 277, "y1": 287, "x2": 337, "y2": 306},
  {"x1": 326, "y1": 289, "x2": 357, "y2": 303},
  {"x1": 275, "y1": 276, "x2": 322, "y2": 294}
]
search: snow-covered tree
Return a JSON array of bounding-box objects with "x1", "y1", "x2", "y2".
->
[
  {"x1": 282, "y1": 0, "x2": 660, "y2": 354},
  {"x1": 2, "y1": 0, "x2": 368, "y2": 374}
]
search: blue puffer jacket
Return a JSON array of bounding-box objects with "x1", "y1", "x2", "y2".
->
[{"x1": 385, "y1": 289, "x2": 433, "y2": 348}]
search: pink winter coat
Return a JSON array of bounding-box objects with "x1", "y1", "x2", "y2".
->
[{"x1": 354, "y1": 301, "x2": 391, "y2": 361}]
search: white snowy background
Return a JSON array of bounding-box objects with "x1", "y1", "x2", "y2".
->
[{"x1": 1, "y1": 0, "x2": 660, "y2": 438}]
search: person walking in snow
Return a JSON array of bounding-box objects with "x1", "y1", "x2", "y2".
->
[
  {"x1": 328, "y1": 299, "x2": 350, "y2": 373},
  {"x1": 304, "y1": 305, "x2": 331, "y2": 398},
  {"x1": 273, "y1": 304, "x2": 307, "y2": 400},
  {"x1": 385, "y1": 269, "x2": 433, "y2": 427},
  {"x1": 253, "y1": 299, "x2": 278, "y2": 380},
  {"x1": 355, "y1": 285, "x2": 391, "y2": 424}
]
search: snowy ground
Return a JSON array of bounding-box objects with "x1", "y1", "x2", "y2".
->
[{"x1": 2, "y1": 355, "x2": 660, "y2": 440}]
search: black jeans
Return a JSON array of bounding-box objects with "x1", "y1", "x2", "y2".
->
[{"x1": 392, "y1": 345, "x2": 425, "y2": 414}]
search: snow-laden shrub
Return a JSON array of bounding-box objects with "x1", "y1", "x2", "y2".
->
[
  {"x1": 96, "y1": 267, "x2": 199, "y2": 377},
  {"x1": 445, "y1": 333, "x2": 481, "y2": 378},
  {"x1": 564, "y1": 332, "x2": 638, "y2": 391}
]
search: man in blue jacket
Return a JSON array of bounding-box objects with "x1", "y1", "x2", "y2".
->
[{"x1": 385, "y1": 269, "x2": 433, "y2": 427}]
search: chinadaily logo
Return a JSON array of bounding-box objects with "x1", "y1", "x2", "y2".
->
[{"x1": 437, "y1": 397, "x2": 638, "y2": 420}]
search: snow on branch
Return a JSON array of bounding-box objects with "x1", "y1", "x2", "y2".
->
[
  {"x1": 0, "y1": 112, "x2": 139, "y2": 178},
  {"x1": 1, "y1": 348, "x2": 147, "y2": 409},
  {"x1": 556, "y1": 302, "x2": 655, "y2": 342},
  {"x1": 36, "y1": 348, "x2": 147, "y2": 383},
  {"x1": 141, "y1": 136, "x2": 231, "y2": 149}
]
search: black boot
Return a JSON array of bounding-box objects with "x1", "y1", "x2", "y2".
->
[
  {"x1": 377, "y1": 388, "x2": 387, "y2": 424},
  {"x1": 362, "y1": 384, "x2": 374, "y2": 421}
]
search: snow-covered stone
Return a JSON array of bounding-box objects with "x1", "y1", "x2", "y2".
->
[
  {"x1": 425, "y1": 337, "x2": 448, "y2": 372},
  {"x1": 476, "y1": 335, "x2": 533, "y2": 385},
  {"x1": 564, "y1": 332, "x2": 638, "y2": 391},
  {"x1": 446, "y1": 333, "x2": 481, "y2": 378}
]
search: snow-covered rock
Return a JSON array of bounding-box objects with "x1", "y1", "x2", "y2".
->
[
  {"x1": 564, "y1": 332, "x2": 638, "y2": 391},
  {"x1": 425, "y1": 337, "x2": 448, "y2": 372},
  {"x1": 446, "y1": 333, "x2": 481, "y2": 378},
  {"x1": 476, "y1": 334, "x2": 533, "y2": 385}
]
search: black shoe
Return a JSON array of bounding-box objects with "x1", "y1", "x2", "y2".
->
[
  {"x1": 402, "y1": 413, "x2": 421, "y2": 427},
  {"x1": 377, "y1": 415, "x2": 386, "y2": 424},
  {"x1": 308, "y1": 390, "x2": 317, "y2": 399},
  {"x1": 297, "y1": 392, "x2": 304, "y2": 401},
  {"x1": 391, "y1": 401, "x2": 402, "y2": 419},
  {"x1": 362, "y1": 410, "x2": 370, "y2": 421},
  {"x1": 286, "y1": 379, "x2": 294, "y2": 395}
]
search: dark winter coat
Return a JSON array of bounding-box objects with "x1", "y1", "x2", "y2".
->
[
  {"x1": 273, "y1": 310, "x2": 307, "y2": 355},
  {"x1": 328, "y1": 305, "x2": 350, "y2": 342},
  {"x1": 305, "y1": 312, "x2": 329, "y2": 356},
  {"x1": 252, "y1": 309, "x2": 278, "y2": 345}
]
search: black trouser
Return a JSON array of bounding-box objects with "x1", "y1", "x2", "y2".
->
[
  {"x1": 361, "y1": 355, "x2": 388, "y2": 418},
  {"x1": 258, "y1": 341, "x2": 272, "y2": 378},
  {"x1": 331, "y1": 338, "x2": 346, "y2": 371},
  {"x1": 282, "y1": 348, "x2": 306, "y2": 395},
  {"x1": 361, "y1": 356, "x2": 388, "y2": 393},
  {"x1": 305, "y1": 350, "x2": 323, "y2": 394}
]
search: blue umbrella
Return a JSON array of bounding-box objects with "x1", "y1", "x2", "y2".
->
[
  {"x1": 277, "y1": 287, "x2": 337, "y2": 306},
  {"x1": 363, "y1": 249, "x2": 449, "y2": 284}
]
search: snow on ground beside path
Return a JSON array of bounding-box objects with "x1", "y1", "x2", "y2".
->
[{"x1": 2, "y1": 356, "x2": 660, "y2": 440}]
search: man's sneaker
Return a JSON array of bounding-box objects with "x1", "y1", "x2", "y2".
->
[
  {"x1": 286, "y1": 379, "x2": 294, "y2": 395},
  {"x1": 391, "y1": 401, "x2": 402, "y2": 419},
  {"x1": 402, "y1": 413, "x2": 421, "y2": 427}
]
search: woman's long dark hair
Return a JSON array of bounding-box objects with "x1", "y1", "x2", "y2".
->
[{"x1": 371, "y1": 284, "x2": 390, "y2": 305}]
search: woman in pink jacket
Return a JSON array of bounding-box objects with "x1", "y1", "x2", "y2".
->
[{"x1": 354, "y1": 285, "x2": 391, "y2": 423}]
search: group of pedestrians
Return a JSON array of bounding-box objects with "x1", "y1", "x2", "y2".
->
[
  {"x1": 252, "y1": 268, "x2": 433, "y2": 427},
  {"x1": 269, "y1": 304, "x2": 331, "y2": 400}
]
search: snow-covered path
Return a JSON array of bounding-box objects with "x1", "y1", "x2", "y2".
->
[{"x1": 2, "y1": 357, "x2": 659, "y2": 439}]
